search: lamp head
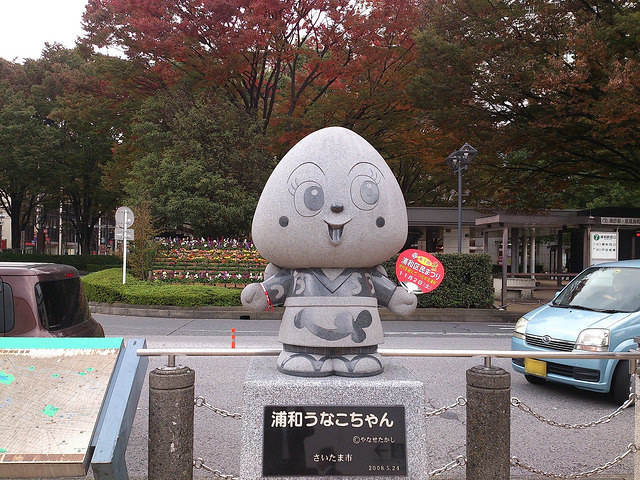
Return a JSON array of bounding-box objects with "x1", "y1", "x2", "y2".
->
[
  {"x1": 457, "y1": 142, "x2": 478, "y2": 165},
  {"x1": 445, "y1": 150, "x2": 460, "y2": 170}
]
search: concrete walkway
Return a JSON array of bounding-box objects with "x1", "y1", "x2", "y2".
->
[
  {"x1": 89, "y1": 278, "x2": 564, "y2": 322},
  {"x1": 89, "y1": 302, "x2": 526, "y2": 322},
  {"x1": 494, "y1": 278, "x2": 563, "y2": 316},
  {"x1": 90, "y1": 281, "x2": 563, "y2": 322}
]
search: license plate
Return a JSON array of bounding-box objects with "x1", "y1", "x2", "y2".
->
[{"x1": 524, "y1": 358, "x2": 547, "y2": 377}]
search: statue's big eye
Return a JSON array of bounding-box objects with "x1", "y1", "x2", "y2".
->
[
  {"x1": 294, "y1": 181, "x2": 324, "y2": 216},
  {"x1": 304, "y1": 185, "x2": 324, "y2": 211},
  {"x1": 360, "y1": 181, "x2": 379, "y2": 205},
  {"x1": 351, "y1": 175, "x2": 379, "y2": 210}
]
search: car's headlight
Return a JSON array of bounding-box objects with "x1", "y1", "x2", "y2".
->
[
  {"x1": 513, "y1": 316, "x2": 529, "y2": 340},
  {"x1": 575, "y1": 328, "x2": 610, "y2": 352}
]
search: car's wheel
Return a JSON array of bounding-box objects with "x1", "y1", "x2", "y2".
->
[
  {"x1": 611, "y1": 360, "x2": 635, "y2": 405},
  {"x1": 524, "y1": 374, "x2": 546, "y2": 385}
]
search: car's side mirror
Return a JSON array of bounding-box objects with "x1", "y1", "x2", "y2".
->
[
  {"x1": 554, "y1": 291, "x2": 561, "y2": 299},
  {"x1": 0, "y1": 281, "x2": 15, "y2": 334}
]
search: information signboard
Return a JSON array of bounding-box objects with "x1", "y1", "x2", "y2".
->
[
  {"x1": 590, "y1": 231, "x2": 618, "y2": 266},
  {"x1": 263, "y1": 405, "x2": 406, "y2": 477},
  {"x1": 0, "y1": 337, "x2": 123, "y2": 477},
  {"x1": 601, "y1": 217, "x2": 640, "y2": 226},
  {"x1": 115, "y1": 227, "x2": 135, "y2": 241},
  {"x1": 395, "y1": 249, "x2": 445, "y2": 294}
]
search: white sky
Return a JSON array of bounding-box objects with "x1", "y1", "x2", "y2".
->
[{"x1": 0, "y1": 0, "x2": 90, "y2": 62}]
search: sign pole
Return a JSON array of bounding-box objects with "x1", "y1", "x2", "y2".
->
[
  {"x1": 123, "y1": 211, "x2": 128, "y2": 285},
  {"x1": 115, "y1": 206, "x2": 134, "y2": 285},
  {"x1": 457, "y1": 164, "x2": 462, "y2": 253}
]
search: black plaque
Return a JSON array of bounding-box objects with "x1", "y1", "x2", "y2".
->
[{"x1": 262, "y1": 405, "x2": 406, "y2": 476}]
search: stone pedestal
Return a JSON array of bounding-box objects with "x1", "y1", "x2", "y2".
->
[{"x1": 241, "y1": 357, "x2": 427, "y2": 480}]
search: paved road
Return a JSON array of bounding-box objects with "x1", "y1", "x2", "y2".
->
[
  {"x1": 85, "y1": 315, "x2": 635, "y2": 479},
  {"x1": 95, "y1": 315, "x2": 518, "y2": 340}
]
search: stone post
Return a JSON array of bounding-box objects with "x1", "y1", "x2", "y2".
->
[
  {"x1": 466, "y1": 364, "x2": 511, "y2": 480},
  {"x1": 633, "y1": 338, "x2": 640, "y2": 480},
  {"x1": 149, "y1": 366, "x2": 195, "y2": 480},
  {"x1": 635, "y1": 365, "x2": 640, "y2": 480}
]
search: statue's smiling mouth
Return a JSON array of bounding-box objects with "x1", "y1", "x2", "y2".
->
[{"x1": 325, "y1": 219, "x2": 351, "y2": 245}]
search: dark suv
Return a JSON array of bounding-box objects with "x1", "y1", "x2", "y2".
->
[{"x1": 0, "y1": 262, "x2": 104, "y2": 337}]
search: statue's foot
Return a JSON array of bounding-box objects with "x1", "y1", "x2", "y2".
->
[
  {"x1": 277, "y1": 350, "x2": 333, "y2": 377},
  {"x1": 333, "y1": 352, "x2": 384, "y2": 377}
]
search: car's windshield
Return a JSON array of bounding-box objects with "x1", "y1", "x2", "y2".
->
[{"x1": 553, "y1": 266, "x2": 640, "y2": 313}]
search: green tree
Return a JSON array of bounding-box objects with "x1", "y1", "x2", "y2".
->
[
  {"x1": 43, "y1": 46, "x2": 138, "y2": 254},
  {"x1": 128, "y1": 202, "x2": 159, "y2": 280},
  {"x1": 565, "y1": 181, "x2": 640, "y2": 210},
  {"x1": 0, "y1": 46, "x2": 139, "y2": 254},
  {"x1": 0, "y1": 59, "x2": 62, "y2": 249},
  {"x1": 125, "y1": 83, "x2": 273, "y2": 237}
]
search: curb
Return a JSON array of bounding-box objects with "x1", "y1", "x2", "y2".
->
[{"x1": 88, "y1": 302, "x2": 520, "y2": 323}]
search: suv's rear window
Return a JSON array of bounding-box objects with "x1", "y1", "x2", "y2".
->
[{"x1": 35, "y1": 278, "x2": 90, "y2": 331}]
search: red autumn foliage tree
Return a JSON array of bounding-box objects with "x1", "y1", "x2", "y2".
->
[
  {"x1": 84, "y1": 1, "x2": 372, "y2": 127},
  {"x1": 82, "y1": 0, "x2": 453, "y2": 206}
]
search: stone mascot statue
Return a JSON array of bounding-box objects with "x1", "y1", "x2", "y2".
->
[{"x1": 241, "y1": 127, "x2": 417, "y2": 377}]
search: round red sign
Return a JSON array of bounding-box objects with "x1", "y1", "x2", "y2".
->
[{"x1": 395, "y1": 249, "x2": 445, "y2": 294}]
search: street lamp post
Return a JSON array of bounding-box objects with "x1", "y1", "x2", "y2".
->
[{"x1": 446, "y1": 143, "x2": 478, "y2": 253}]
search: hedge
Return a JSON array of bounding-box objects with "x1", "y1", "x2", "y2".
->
[
  {"x1": 81, "y1": 255, "x2": 494, "y2": 309},
  {"x1": 82, "y1": 268, "x2": 242, "y2": 307},
  {"x1": 382, "y1": 253, "x2": 494, "y2": 308},
  {"x1": 0, "y1": 253, "x2": 120, "y2": 272}
]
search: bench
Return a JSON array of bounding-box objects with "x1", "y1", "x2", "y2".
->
[{"x1": 493, "y1": 278, "x2": 536, "y2": 300}]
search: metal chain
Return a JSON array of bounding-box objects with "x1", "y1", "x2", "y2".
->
[
  {"x1": 510, "y1": 443, "x2": 638, "y2": 479},
  {"x1": 428, "y1": 455, "x2": 466, "y2": 477},
  {"x1": 195, "y1": 396, "x2": 243, "y2": 419},
  {"x1": 426, "y1": 396, "x2": 467, "y2": 417},
  {"x1": 189, "y1": 391, "x2": 635, "y2": 479},
  {"x1": 510, "y1": 392, "x2": 636, "y2": 429},
  {"x1": 193, "y1": 458, "x2": 240, "y2": 480}
]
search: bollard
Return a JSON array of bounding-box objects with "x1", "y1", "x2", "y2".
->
[
  {"x1": 149, "y1": 365, "x2": 195, "y2": 480},
  {"x1": 635, "y1": 363, "x2": 639, "y2": 480},
  {"x1": 466, "y1": 364, "x2": 511, "y2": 480},
  {"x1": 634, "y1": 341, "x2": 640, "y2": 480}
]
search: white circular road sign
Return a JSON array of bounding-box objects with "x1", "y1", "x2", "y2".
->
[{"x1": 115, "y1": 206, "x2": 135, "y2": 228}]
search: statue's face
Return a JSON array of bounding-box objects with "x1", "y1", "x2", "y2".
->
[{"x1": 252, "y1": 127, "x2": 408, "y2": 269}]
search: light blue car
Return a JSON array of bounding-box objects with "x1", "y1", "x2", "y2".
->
[{"x1": 512, "y1": 260, "x2": 640, "y2": 404}]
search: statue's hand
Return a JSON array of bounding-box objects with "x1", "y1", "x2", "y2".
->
[
  {"x1": 241, "y1": 283, "x2": 268, "y2": 311},
  {"x1": 387, "y1": 287, "x2": 417, "y2": 317}
]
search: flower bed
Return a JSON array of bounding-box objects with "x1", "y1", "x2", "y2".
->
[{"x1": 151, "y1": 238, "x2": 268, "y2": 287}]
